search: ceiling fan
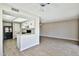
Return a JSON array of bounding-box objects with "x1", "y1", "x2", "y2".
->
[{"x1": 40, "y1": 3, "x2": 50, "y2": 7}]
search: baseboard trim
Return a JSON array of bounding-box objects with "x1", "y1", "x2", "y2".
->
[
  {"x1": 41, "y1": 36, "x2": 78, "y2": 42},
  {"x1": 20, "y1": 43, "x2": 39, "y2": 51}
]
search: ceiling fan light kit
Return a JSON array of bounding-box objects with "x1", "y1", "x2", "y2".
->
[{"x1": 40, "y1": 3, "x2": 50, "y2": 7}]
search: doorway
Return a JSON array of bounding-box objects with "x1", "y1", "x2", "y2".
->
[{"x1": 3, "y1": 26, "x2": 13, "y2": 40}]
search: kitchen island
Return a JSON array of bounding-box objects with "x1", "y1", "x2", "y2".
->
[{"x1": 17, "y1": 34, "x2": 39, "y2": 51}]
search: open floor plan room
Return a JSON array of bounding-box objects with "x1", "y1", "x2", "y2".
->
[{"x1": 0, "y1": 3, "x2": 79, "y2": 56}]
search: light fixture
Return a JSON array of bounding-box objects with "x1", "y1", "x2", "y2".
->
[
  {"x1": 40, "y1": 3, "x2": 50, "y2": 7},
  {"x1": 40, "y1": 3, "x2": 50, "y2": 12},
  {"x1": 3, "y1": 14, "x2": 16, "y2": 21},
  {"x1": 13, "y1": 18, "x2": 27, "y2": 22}
]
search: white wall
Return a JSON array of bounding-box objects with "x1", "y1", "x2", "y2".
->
[
  {"x1": 41, "y1": 18, "x2": 78, "y2": 41},
  {"x1": 0, "y1": 10, "x2": 3, "y2": 56},
  {"x1": 3, "y1": 22, "x2": 12, "y2": 26},
  {"x1": 13, "y1": 23, "x2": 21, "y2": 39},
  {"x1": 35, "y1": 18, "x2": 40, "y2": 44}
]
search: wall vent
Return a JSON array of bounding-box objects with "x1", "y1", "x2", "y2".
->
[{"x1": 11, "y1": 8, "x2": 19, "y2": 12}]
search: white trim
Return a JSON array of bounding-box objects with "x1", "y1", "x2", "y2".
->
[
  {"x1": 41, "y1": 35, "x2": 78, "y2": 41},
  {"x1": 20, "y1": 43, "x2": 39, "y2": 51}
]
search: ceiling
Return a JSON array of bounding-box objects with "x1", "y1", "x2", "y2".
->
[
  {"x1": 3, "y1": 14, "x2": 16, "y2": 22},
  {"x1": 3, "y1": 9, "x2": 28, "y2": 22},
  {"x1": 3, "y1": 13, "x2": 27, "y2": 22},
  {"x1": 5, "y1": 3, "x2": 79, "y2": 23}
]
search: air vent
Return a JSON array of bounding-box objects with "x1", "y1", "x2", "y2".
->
[{"x1": 11, "y1": 8, "x2": 19, "y2": 12}]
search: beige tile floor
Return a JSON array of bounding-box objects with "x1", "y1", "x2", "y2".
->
[{"x1": 3, "y1": 37, "x2": 79, "y2": 56}]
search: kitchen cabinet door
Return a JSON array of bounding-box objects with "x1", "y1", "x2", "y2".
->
[{"x1": 29, "y1": 20, "x2": 35, "y2": 29}]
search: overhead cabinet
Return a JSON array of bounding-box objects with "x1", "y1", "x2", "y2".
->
[{"x1": 21, "y1": 20, "x2": 35, "y2": 29}]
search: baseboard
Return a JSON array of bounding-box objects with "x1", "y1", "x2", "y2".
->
[
  {"x1": 20, "y1": 43, "x2": 39, "y2": 51},
  {"x1": 40, "y1": 35, "x2": 78, "y2": 42}
]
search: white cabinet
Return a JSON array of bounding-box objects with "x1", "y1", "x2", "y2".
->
[
  {"x1": 21, "y1": 23, "x2": 26, "y2": 29},
  {"x1": 28, "y1": 20, "x2": 35, "y2": 29},
  {"x1": 21, "y1": 20, "x2": 35, "y2": 29}
]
